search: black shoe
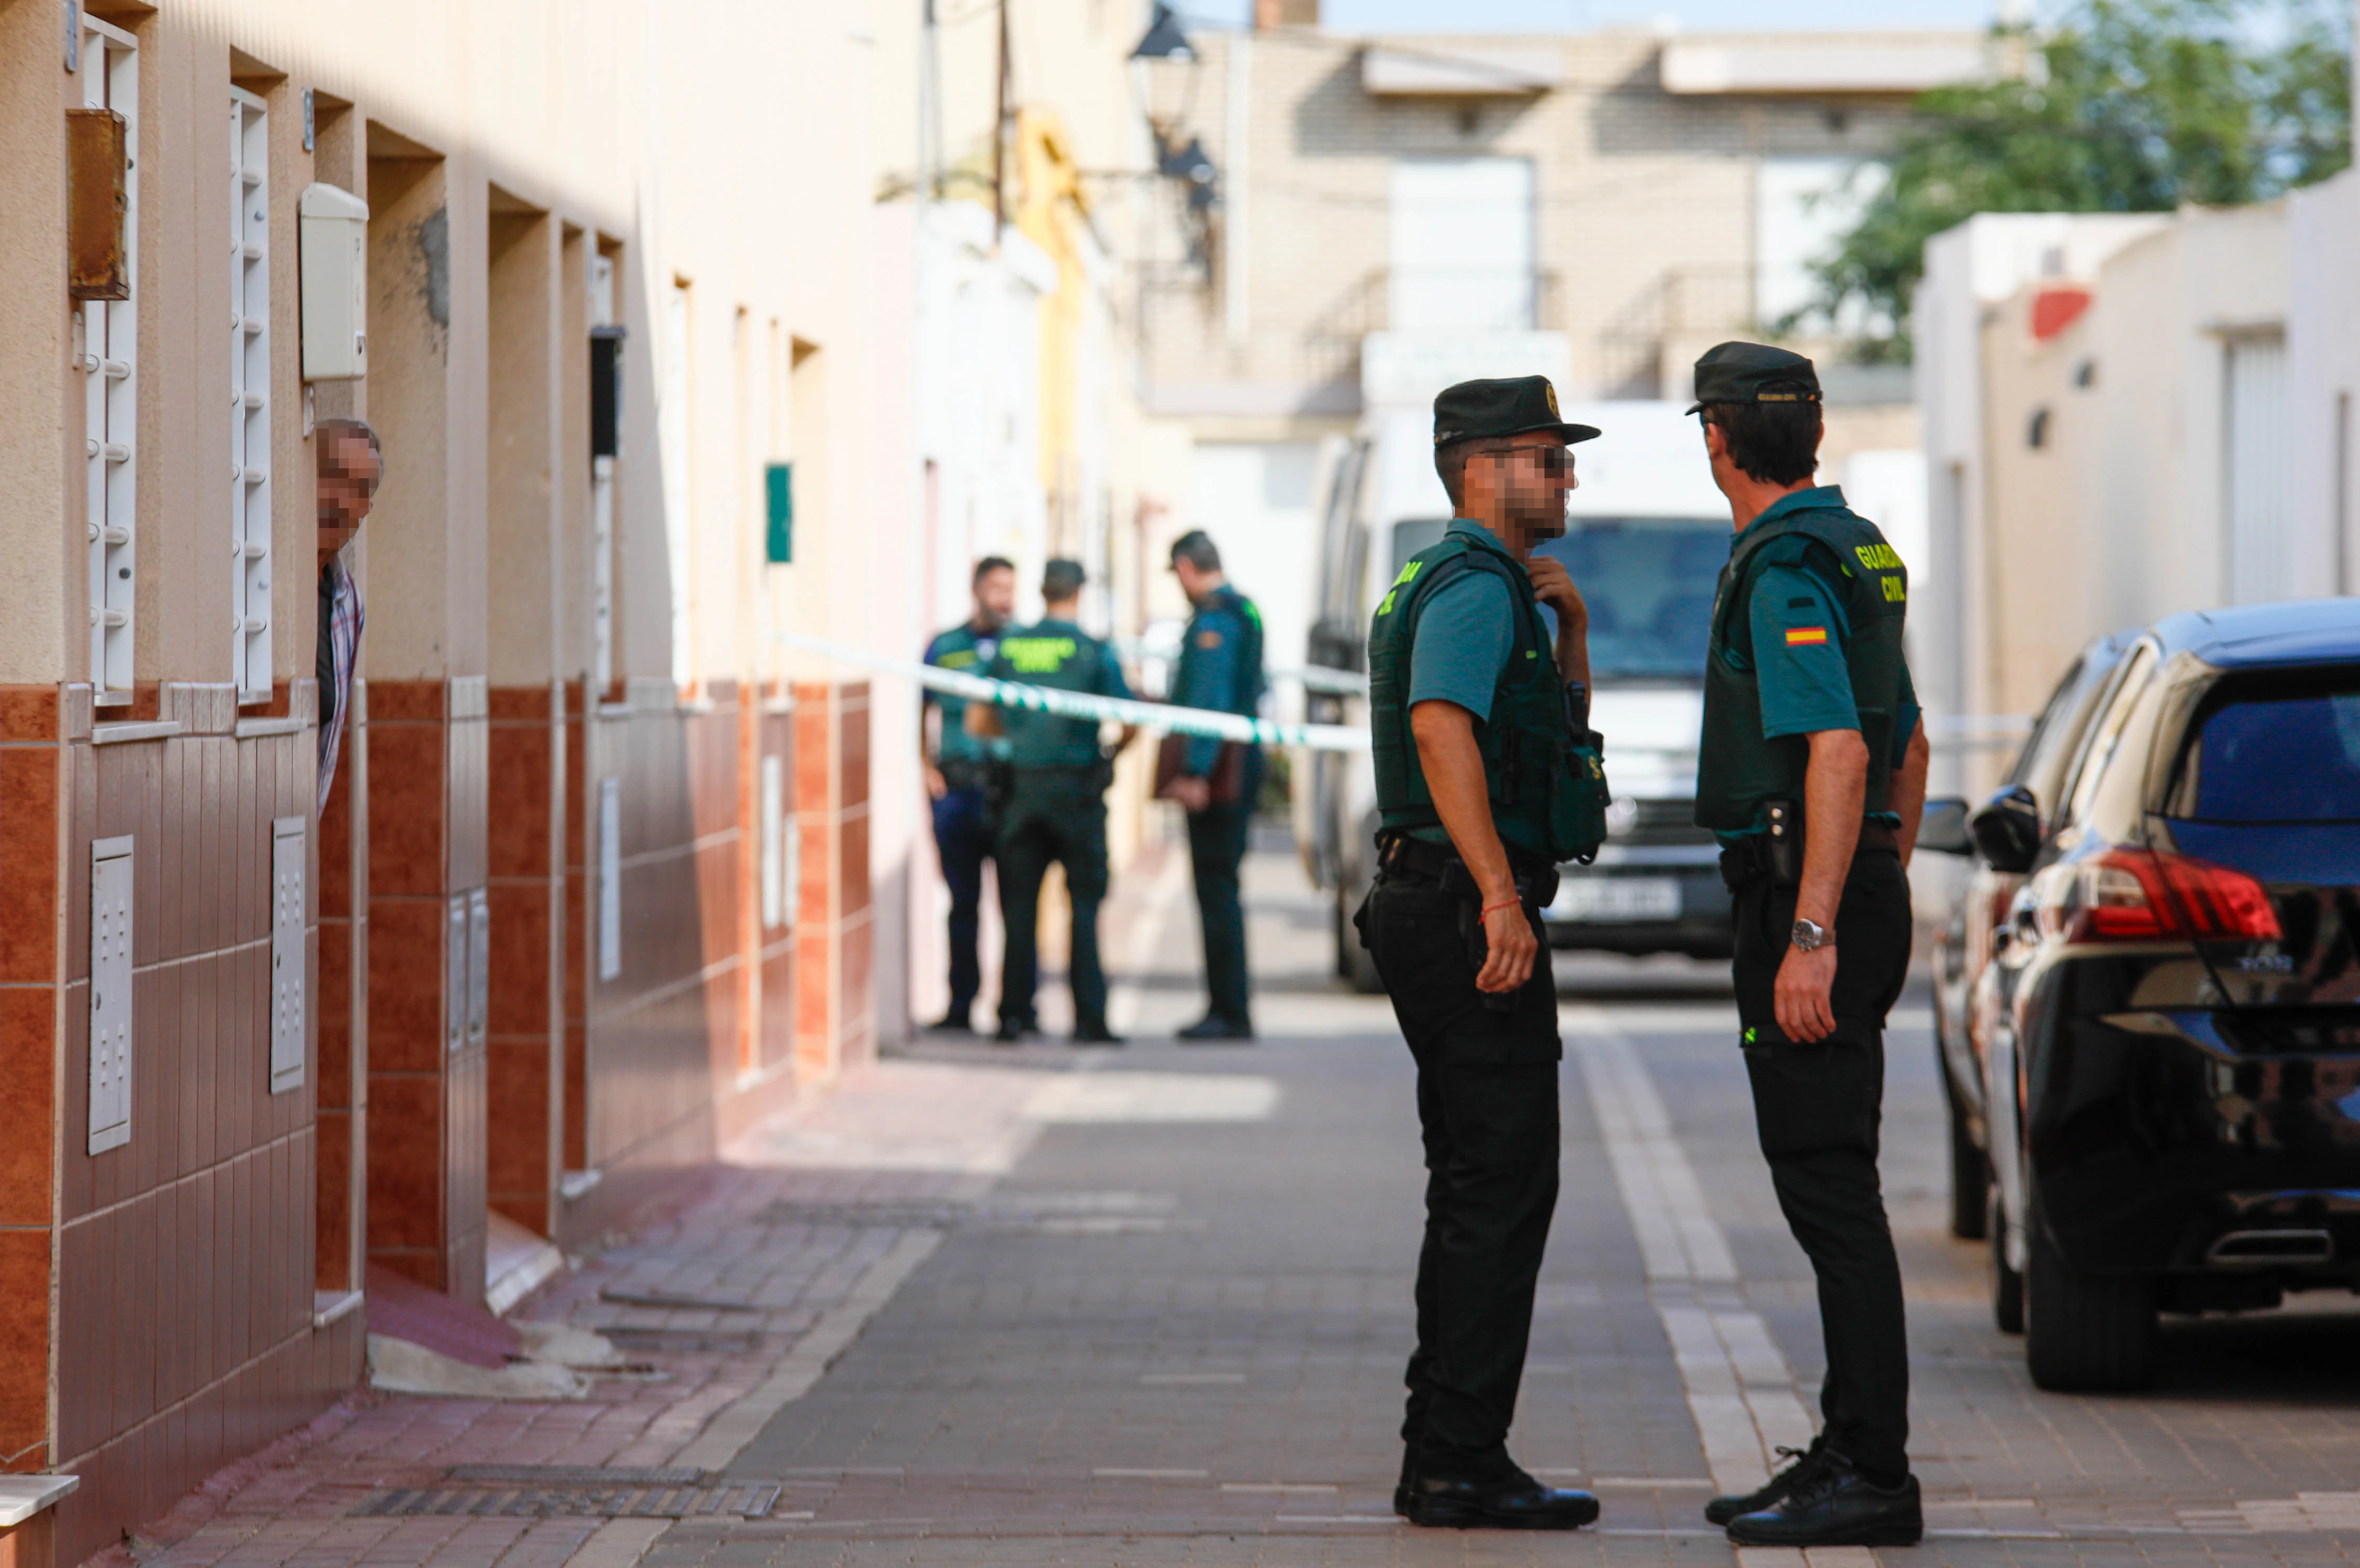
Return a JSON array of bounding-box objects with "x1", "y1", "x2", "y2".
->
[
  {"x1": 1404, "y1": 1469, "x2": 1600, "y2": 1531},
  {"x1": 926, "y1": 1009, "x2": 975, "y2": 1035},
  {"x1": 1705, "y1": 1440, "x2": 1827, "y2": 1526},
  {"x1": 1177, "y1": 1016, "x2": 1255, "y2": 1042},
  {"x1": 1724, "y1": 1453, "x2": 1921, "y2": 1548},
  {"x1": 991, "y1": 1019, "x2": 1035, "y2": 1045},
  {"x1": 1392, "y1": 1483, "x2": 1412, "y2": 1518},
  {"x1": 1071, "y1": 1023, "x2": 1124, "y2": 1046}
]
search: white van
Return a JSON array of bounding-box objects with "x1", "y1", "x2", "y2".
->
[{"x1": 1299, "y1": 401, "x2": 1733, "y2": 990}]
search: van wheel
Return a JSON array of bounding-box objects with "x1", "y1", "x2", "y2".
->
[
  {"x1": 1989, "y1": 1182, "x2": 2024, "y2": 1335},
  {"x1": 2024, "y1": 1198, "x2": 2158, "y2": 1391},
  {"x1": 1337, "y1": 889, "x2": 1383, "y2": 994},
  {"x1": 1946, "y1": 1066, "x2": 1990, "y2": 1241}
]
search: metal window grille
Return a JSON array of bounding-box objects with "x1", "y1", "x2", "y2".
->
[
  {"x1": 82, "y1": 19, "x2": 138, "y2": 700},
  {"x1": 589, "y1": 252, "x2": 617, "y2": 690},
  {"x1": 230, "y1": 88, "x2": 273, "y2": 698},
  {"x1": 269, "y1": 818, "x2": 305, "y2": 1093},
  {"x1": 89, "y1": 836, "x2": 135, "y2": 1152}
]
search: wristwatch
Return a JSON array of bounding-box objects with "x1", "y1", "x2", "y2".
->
[{"x1": 1790, "y1": 918, "x2": 1834, "y2": 952}]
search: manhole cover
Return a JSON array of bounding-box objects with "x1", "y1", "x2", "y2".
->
[{"x1": 357, "y1": 1469, "x2": 782, "y2": 1520}]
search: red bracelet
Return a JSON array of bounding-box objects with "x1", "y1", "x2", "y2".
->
[{"x1": 1481, "y1": 898, "x2": 1521, "y2": 920}]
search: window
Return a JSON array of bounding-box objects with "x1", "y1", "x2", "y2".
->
[
  {"x1": 2171, "y1": 676, "x2": 2360, "y2": 824},
  {"x1": 230, "y1": 87, "x2": 273, "y2": 699},
  {"x1": 1388, "y1": 158, "x2": 1534, "y2": 332},
  {"x1": 662, "y1": 280, "x2": 693, "y2": 683},
  {"x1": 588, "y1": 250, "x2": 617, "y2": 690},
  {"x1": 2061, "y1": 642, "x2": 2158, "y2": 831},
  {"x1": 1533, "y1": 519, "x2": 1728, "y2": 681},
  {"x1": 1755, "y1": 157, "x2": 1887, "y2": 335},
  {"x1": 82, "y1": 18, "x2": 138, "y2": 700}
]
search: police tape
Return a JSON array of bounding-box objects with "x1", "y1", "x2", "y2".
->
[{"x1": 770, "y1": 632, "x2": 1372, "y2": 753}]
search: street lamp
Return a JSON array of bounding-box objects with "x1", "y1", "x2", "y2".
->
[{"x1": 1131, "y1": 3, "x2": 1194, "y2": 61}]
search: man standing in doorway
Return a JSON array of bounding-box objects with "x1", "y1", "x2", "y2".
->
[
  {"x1": 1361, "y1": 377, "x2": 1605, "y2": 1531},
  {"x1": 922, "y1": 556, "x2": 1017, "y2": 1033},
  {"x1": 968, "y1": 560, "x2": 1138, "y2": 1045},
  {"x1": 1163, "y1": 530, "x2": 1267, "y2": 1042},
  {"x1": 316, "y1": 418, "x2": 380, "y2": 814},
  {"x1": 1687, "y1": 343, "x2": 1929, "y2": 1549}
]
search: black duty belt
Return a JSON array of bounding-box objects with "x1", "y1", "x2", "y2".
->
[
  {"x1": 1377, "y1": 832, "x2": 1557, "y2": 903},
  {"x1": 1718, "y1": 820, "x2": 1899, "y2": 889},
  {"x1": 938, "y1": 758, "x2": 987, "y2": 790}
]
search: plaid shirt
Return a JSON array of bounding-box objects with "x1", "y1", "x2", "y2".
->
[{"x1": 317, "y1": 556, "x2": 366, "y2": 815}]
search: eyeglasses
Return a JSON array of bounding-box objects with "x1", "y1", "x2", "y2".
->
[{"x1": 1484, "y1": 444, "x2": 1574, "y2": 480}]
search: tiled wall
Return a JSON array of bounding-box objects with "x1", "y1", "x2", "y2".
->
[
  {"x1": 364, "y1": 680, "x2": 488, "y2": 1299},
  {"x1": 0, "y1": 683, "x2": 363, "y2": 1566},
  {"x1": 314, "y1": 684, "x2": 368, "y2": 1294},
  {"x1": 487, "y1": 685, "x2": 565, "y2": 1237},
  {"x1": 793, "y1": 682, "x2": 875, "y2": 1088}
]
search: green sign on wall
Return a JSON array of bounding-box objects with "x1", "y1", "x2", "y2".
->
[{"x1": 765, "y1": 462, "x2": 792, "y2": 564}]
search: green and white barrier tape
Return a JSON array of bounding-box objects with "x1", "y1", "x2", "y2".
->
[{"x1": 771, "y1": 632, "x2": 1371, "y2": 753}]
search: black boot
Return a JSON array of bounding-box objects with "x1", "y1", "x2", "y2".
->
[
  {"x1": 1404, "y1": 1467, "x2": 1600, "y2": 1531},
  {"x1": 991, "y1": 1018, "x2": 1035, "y2": 1045},
  {"x1": 1177, "y1": 1015, "x2": 1254, "y2": 1041},
  {"x1": 1725, "y1": 1451, "x2": 1922, "y2": 1548},
  {"x1": 1705, "y1": 1440, "x2": 1827, "y2": 1526},
  {"x1": 1070, "y1": 1021, "x2": 1124, "y2": 1046},
  {"x1": 926, "y1": 1006, "x2": 975, "y2": 1035}
]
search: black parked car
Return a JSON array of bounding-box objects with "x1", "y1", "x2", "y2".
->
[
  {"x1": 1960, "y1": 600, "x2": 2360, "y2": 1391},
  {"x1": 1929, "y1": 631, "x2": 2135, "y2": 1242}
]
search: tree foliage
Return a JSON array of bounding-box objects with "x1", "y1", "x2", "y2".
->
[{"x1": 1808, "y1": 0, "x2": 2352, "y2": 359}]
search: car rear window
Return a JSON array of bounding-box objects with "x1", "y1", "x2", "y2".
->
[{"x1": 2179, "y1": 688, "x2": 2360, "y2": 823}]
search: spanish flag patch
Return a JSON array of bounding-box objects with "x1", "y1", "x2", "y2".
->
[{"x1": 1784, "y1": 626, "x2": 1829, "y2": 646}]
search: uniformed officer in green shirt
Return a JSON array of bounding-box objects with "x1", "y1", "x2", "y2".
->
[
  {"x1": 920, "y1": 556, "x2": 1016, "y2": 1034},
  {"x1": 967, "y1": 559, "x2": 1138, "y2": 1045},
  {"x1": 1359, "y1": 375, "x2": 1608, "y2": 1532},
  {"x1": 1687, "y1": 343, "x2": 1930, "y2": 1550},
  {"x1": 1164, "y1": 529, "x2": 1268, "y2": 1041}
]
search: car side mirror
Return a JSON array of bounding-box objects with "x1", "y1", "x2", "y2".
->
[
  {"x1": 1969, "y1": 784, "x2": 2042, "y2": 875},
  {"x1": 1917, "y1": 797, "x2": 1973, "y2": 855}
]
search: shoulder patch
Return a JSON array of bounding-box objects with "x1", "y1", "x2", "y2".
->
[
  {"x1": 1784, "y1": 626, "x2": 1829, "y2": 647},
  {"x1": 1195, "y1": 629, "x2": 1224, "y2": 650}
]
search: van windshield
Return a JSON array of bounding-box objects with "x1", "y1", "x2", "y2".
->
[
  {"x1": 1386, "y1": 517, "x2": 1725, "y2": 682},
  {"x1": 1535, "y1": 519, "x2": 1725, "y2": 682}
]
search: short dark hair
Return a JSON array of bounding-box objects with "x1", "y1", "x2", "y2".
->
[
  {"x1": 1169, "y1": 530, "x2": 1221, "y2": 572},
  {"x1": 317, "y1": 417, "x2": 383, "y2": 496},
  {"x1": 1434, "y1": 436, "x2": 1525, "y2": 511},
  {"x1": 973, "y1": 555, "x2": 1014, "y2": 585},
  {"x1": 1700, "y1": 400, "x2": 1821, "y2": 487}
]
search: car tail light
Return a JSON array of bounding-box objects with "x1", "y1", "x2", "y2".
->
[{"x1": 2039, "y1": 847, "x2": 2282, "y2": 942}]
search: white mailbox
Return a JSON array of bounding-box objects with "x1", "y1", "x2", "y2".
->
[{"x1": 298, "y1": 182, "x2": 368, "y2": 380}]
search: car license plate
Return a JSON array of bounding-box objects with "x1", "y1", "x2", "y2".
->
[{"x1": 1550, "y1": 877, "x2": 1680, "y2": 922}]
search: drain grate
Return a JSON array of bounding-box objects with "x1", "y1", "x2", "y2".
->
[
  {"x1": 356, "y1": 1467, "x2": 783, "y2": 1520},
  {"x1": 599, "y1": 1327, "x2": 764, "y2": 1354}
]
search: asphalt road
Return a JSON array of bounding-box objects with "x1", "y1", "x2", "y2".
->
[{"x1": 643, "y1": 841, "x2": 2360, "y2": 1567}]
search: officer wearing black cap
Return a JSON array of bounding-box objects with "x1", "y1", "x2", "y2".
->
[
  {"x1": 1357, "y1": 375, "x2": 1610, "y2": 1531},
  {"x1": 968, "y1": 559, "x2": 1138, "y2": 1045},
  {"x1": 1163, "y1": 529, "x2": 1268, "y2": 1041},
  {"x1": 1687, "y1": 342, "x2": 1930, "y2": 1549}
]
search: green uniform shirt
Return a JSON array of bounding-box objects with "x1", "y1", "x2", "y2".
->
[
  {"x1": 986, "y1": 618, "x2": 1132, "y2": 769},
  {"x1": 1713, "y1": 486, "x2": 1922, "y2": 845},
  {"x1": 923, "y1": 621, "x2": 1004, "y2": 767},
  {"x1": 1407, "y1": 520, "x2": 1553, "y2": 727},
  {"x1": 1171, "y1": 584, "x2": 1267, "y2": 777}
]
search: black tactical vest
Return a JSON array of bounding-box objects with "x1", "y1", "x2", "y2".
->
[
  {"x1": 1368, "y1": 527, "x2": 1607, "y2": 866},
  {"x1": 1695, "y1": 500, "x2": 1909, "y2": 832}
]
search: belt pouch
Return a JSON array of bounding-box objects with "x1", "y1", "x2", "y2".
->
[{"x1": 1764, "y1": 799, "x2": 1802, "y2": 888}]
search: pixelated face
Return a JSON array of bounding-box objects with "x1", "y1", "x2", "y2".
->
[
  {"x1": 973, "y1": 565, "x2": 1017, "y2": 626},
  {"x1": 1172, "y1": 555, "x2": 1213, "y2": 603},
  {"x1": 316, "y1": 432, "x2": 381, "y2": 562},
  {"x1": 1485, "y1": 437, "x2": 1577, "y2": 539}
]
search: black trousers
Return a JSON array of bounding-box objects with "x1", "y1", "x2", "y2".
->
[
  {"x1": 1730, "y1": 849, "x2": 1912, "y2": 1480},
  {"x1": 1185, "y1": 802, "x2": 1252, "y2": 1027},
  {"x1": 930, "y1": 783, "x2": 992, "y2": 1016},
  {"x1": 1362, "y1": 873, "x2": 1560, "y2": 1482},
  {"x1": 995, "y1": 775, "x2": 1110, "y2": 1032}
]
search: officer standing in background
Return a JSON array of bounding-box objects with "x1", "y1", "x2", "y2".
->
[
  {"x1": 968, "y1": 559, "x2": 1138, "y2": 1046},
  {"x1": 1360, "y1": 377, "x2": 1607, "y2": 1532},
  {"x1": 1687, "y1": 343, "x2": 1930, "y2": 1550},
  {"x1": 921, "y1": 556, "x2": 1017, "y2": 1034},
  {"x1": 1163, "y1": 530, "x2": 1268, "y2": 1042}
]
